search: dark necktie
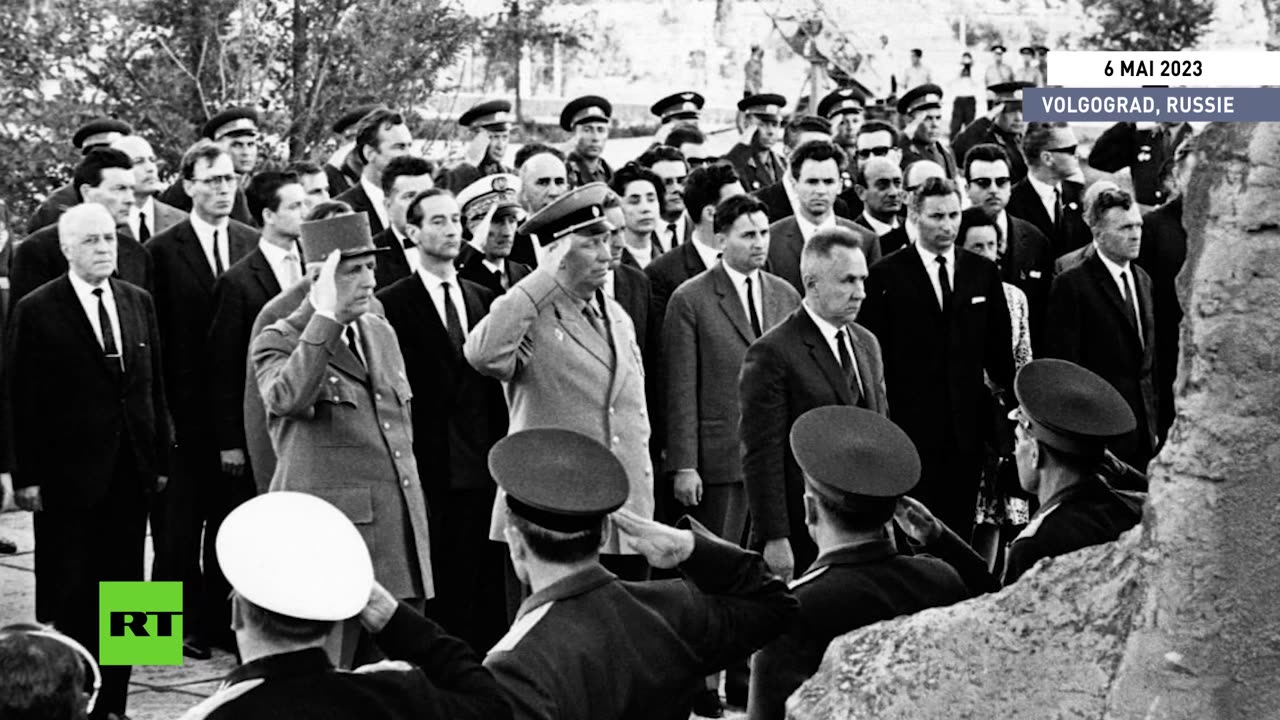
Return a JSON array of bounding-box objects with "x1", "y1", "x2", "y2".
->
[
  {"x1": 92, "y1": 288, "x2": 122, "y2": 372},
  {"x1": 213, "y1": 229, "x2": 225, "y2": 276},
  {"x1": 836, "y1": 328, "x2": 864, "y2": 406},
  {"x1": 494, "y1": 268, "x2": 507, "y2": 290},
  {"x1": 936, "y1": 255, "x2": 953, "y2": 312},
  {"x1": 402, "y1": 236, "x2": 415, "y2": 250},
  {"x1": 1120, "y1": 270, "x2": 1143, "y2": 347},
  {"x1": 1053, "y1": 187, "x2": 1064, "y2": 234},
  {"x1": 667, "y1": 222, "x2": 679, "y2": 249},
  {"x1": 441, "y1": 282, "x2": 466, "y2": 350},
  {"x1": 138, "y1": 211, "x2": 150, "y2": 243},
  {"x1": 345, "y1": 326, "x2": 364, "y2": 367},
  {"x1": 744, "y1": 275, "x2": 763, "y2": 337}
]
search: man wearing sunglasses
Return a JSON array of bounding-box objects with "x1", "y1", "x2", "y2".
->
[
  {"x1": 964, "y1": 143, "x2": 1054, "y2": 352},
  {"x1": 1007, "y1": 122, "x2": 1092, "y2": 260},
  {"x1": 952, "y1": 81, "x2": 1032, "y2": 185}
]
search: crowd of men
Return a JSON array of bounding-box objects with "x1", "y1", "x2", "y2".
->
[{"x1": 0, "y1": 68, "x2": 1195, "y2": 720}]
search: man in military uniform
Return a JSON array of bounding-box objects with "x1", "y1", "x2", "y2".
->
[
  {"x1": 747, "y1": 406, "x2": 986, "y2": 720},
  {"x1": 983, "y1": 44, "x2": 1015, "y2": 108},
  {"x1": 1088, "y1": 121, "x2": 1193, "y2": 209},
  {"x1": 896, "y1": 84, "x2": 957, "y2": 179},
  {"x1": 178, "y1": 491, "x2": 510, "y2": 720},
  {"x1": 952, "y1": 80, "x2": 1032, "y2": 184},
  {"x1": 561, "y1": 95, "x2": 614, "y2": 187},
  {"x1": 651, "y1": 91, "x2": 705, "y2": 135},
  {"x1": 159, "y1": 107, "x2": 258, "y2": 225},
  {"x1": 456, "y1": 173, "x2": 531, "y2": 295},
  {"x1": 483, "y1": 428, "x2": 798, "y2": 720},
  {"x1": 819, "y1": 86, "x2": 867, "y2": 169},
  {"x1": 1016, "y1": 46, "x2": 1044, "y2": 86},
  {"x1": 445, "y1": 99, "x2": 516, "y2": 193},
  {"x1": 725, "y1": 93, "x2": 788, "y2": 192},
  {"x1": 27, "y1": 117, "x2": 133, "y2": 234}
]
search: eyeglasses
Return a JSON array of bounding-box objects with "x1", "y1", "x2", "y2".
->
[
  {"x1": 1044, "y1": 145, "x2": 1078, "y2": 156},
  {"x1": 856, "y1": 146, "x2": 893, "y2": 160},
  {"x1": 969, "y1": 177, "x2": 1011, "y2": 189},
  {"x1": 687, "y1": 157, "x2": 720, "y2": 168},
  {"x1": 192, "y1": 174, "x2": 237, "y2": 186}
]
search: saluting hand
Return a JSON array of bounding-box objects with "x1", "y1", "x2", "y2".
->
[
  {"x1": 894, "y1": 496, "x2": 942, "y2": 545},
  {"x1": 613, "y1": 509, "x2": 695, "y2": 570}
]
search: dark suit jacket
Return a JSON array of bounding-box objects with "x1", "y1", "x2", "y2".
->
[
  {"x1": 377, "y1": 274, "x2": 506, "y2": 504},
  {"x1": 853, "y1": 216, "x2": 910, "y2": 257},
  {"x1": 1054, "y1": 242, "x2": 1093, "y2": 276},
  {"x1": 146, "y1": 218, "x2": 257, "y2": 443},
  {"x1": 1007, "y1": 177, "x2": 1092, "y2": 259},
  {"x1": 740, "y1": 309, "x2": 888, "y2": 570},
  {"x1": 766, "y1": 216, "x2": 881, "y2": 295},
  {"x1": 5, "y1": 276, "x2": 171, "y2": 507},
  {"x1": 755, "y1": 182, "x2": 855, "y2": 224},
  {"x1": 458, "y1": 253, "x2": 531, "y2": 296},
  {"x1": 857, "y1": 247, "x2": 1014, "y2": 452},
  {"x1": 25, "y1": 183, "x2": 79, "y2": 235},
  {"x1": 10, "y1": 224, "x2": 153, "y2": 305},
  {"x1": 158, "y1": 179, "x2": 254, "y2": 227},
  {"x1": 1044, "y1": 253, "x2": 1159, "y2": 464},
  {"x1": 205, "y1": 247, "x2": 285, "y2": 455},
  {"x1": 334, "y1": 182, "x2": 386, "y2": 236},
  {"x1": 613, "y1": 264, "x2": 652, "y2": 355},
  {"x1": 1002, "y1": 214, "x2": 1055, "y2": 354},
  {"x1": 645, "y1": 241, "x2": 708, "y2": 335},
  {"x1": 1136, "y1": 197, "x2": 1185, "y2": 439},
  {"x1": 372, "y1": 228, "x2": 412, "y2": 289}
]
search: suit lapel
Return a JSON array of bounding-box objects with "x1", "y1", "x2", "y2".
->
[
  {"x1": 846, "y1": 325, "x2": 875, "y2": 403},
  {"x1": 904, "y1": 248, "x2": 944, "y2": 317},
  {"x1": 797, "y1": 309, "x2": 854, "y2": 405},
  {"x1": 176, "y1": 222, "x2": 216, "y2": 289},
  {"x1": 1136, "y1": 269, "x2": 1156, "y2": 354},
  {"x1": 761, "y1": 274, "x2": 790, "y2": 330},
  {"x1": 249, "y1": 250, "x2": 282, "y2": 298},
  {"x1": 1014, "y1": 182, "x2": 1054, "y2": 235},
  {"x1": 228, "y1": 225, "x2": 254, "y2": 265},
  {"x1": 111, "y1": 279, "x2": 140, "y2": 378},
  {"x1": 712, "y1": 265, "x2": 755, "y2": 344},
  {"x1": 683, "y1": 241, "x2": 707, "y2": 276},
  {"x1": 1084, "y1": 254, "x2": 1143, "y2": 352},
  {"x1": 553, "y1": 295, "x2": 613, "y2": 369},
  {"x1": 55, "y1": 277, "x2": 115, "y2": 378}
]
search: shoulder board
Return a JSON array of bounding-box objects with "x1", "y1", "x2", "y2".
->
[
  {"x1": 486, "y1": 601, "x2": 555, "y2": 657},
  {"x1": 788, "y1": 565, "x2": 830, "y2": 590},
  {"x1": 351, "y1": 659, "x2": 415, "y2": 675},
  {"x1": 1012, "y1": 502, "x2": 1063, "y2": 543},
  {"x1": 177, "y1": 678, "x2": 264, "y2": 720}
]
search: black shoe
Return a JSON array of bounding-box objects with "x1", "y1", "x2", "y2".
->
[
  {"x1": 182, "y1": 639, "x2": 211, "y2": 660},
  {"x1": 691, "y1": 689, "x2": 725, "y2": 718},
  {"x1": 0, "y1": 537, "x2": 16, "y2": 555}
]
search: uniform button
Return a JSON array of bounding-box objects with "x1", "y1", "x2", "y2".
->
[
  {"x1": 375, "y1": 392, "x2": 382, "y2": 401},
  {"x1": 402, "y1": 478, "x2": 410, "y2": 487},
  {"x1": 394, "y1": 450, "x2": 402, "y2": 458},
  {"x1": 644, "y1": 468, "x2": 652, "y2": 476},
  {"x1": 608, "y1": 407, "x2": 616, "y2": 415},
  {"x1": 383, "y1": 422, "x2": 391, "y2": 430},
  {"x1": 331, "y1": 395, "x2": 340, "y2": 402},
  {"x1": 611, "y1": 436, "x2": 620, "y2": 445},
  {"x1": 329, "y1": 376, "x2": 338, "y2": 384}
]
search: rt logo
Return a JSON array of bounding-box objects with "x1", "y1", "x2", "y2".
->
[{"x1": 99, "y1": 581, "x2": 184, "y2": 665}]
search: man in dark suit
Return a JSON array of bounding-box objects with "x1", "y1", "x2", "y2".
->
[
  {"x1": 637, "y1": 144, "x2": 695, "y2": 251},
  {"x1": 852, "y1": 156, "x2": 910, "y2": 256},
  {"x1": 11, "y1": 148, "x2": 154, "y2": 304},
  {"x1": 369, "y1": 155, "x2": 434, "y2": 288},
  {"x1": 767, "y1": 141, "x2": 880, "y2": 295},
  {"x1": 202, "y1": 171, "x2": 307, "y2": 642},
  {"x1": 741, "y1": 227, "x2": 888, "y2": 581},
  {"x1": 1006, "y1": 122, "x2": 1091, "y2": 259},
  {"x1": 857, "y1": 177, "x2": 1014, "y2": 540},
  {"x1": 334, "y1": 108, "x2": 413, "y2": 237},
  {"x1": 113, "y1": 135, "x2": 187, "y2": 242},
  {"x1": 456, "y1": 173, "x2": 530, "y2": 295},
  {"x1": 147, "y1": 140, "x2": 257, "y2": 659},
  {"x1": 377, "y1": 188, "x2": 508, "y2": 654},
  {"x1": 25, "y1": 117, "x2": 131, "y2": 234},
  {"x1": 6, "y1": 204, "x2": 171, "y2": 720},
  {"x1": 323, "y1": 103, "x2": 382, "y2": 198},
  {"x1": 1045, "y1": 185, "x2": 1159, "y2": 469},
  {"x1": 157, "y1": 108, "x2": 259, "y2": 226},
  {"x1": 963, "y1": 143, "x2": 1054, "y2": 352}
]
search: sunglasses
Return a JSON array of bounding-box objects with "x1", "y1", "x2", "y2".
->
[
  {"x1": 856, "y1": 146, "x2": 893, "y2": 160},
  {"x1": 1045, "y1": 145, "x2": 1078, "y2": 155},
  {"x1": 969, "y1": 177, "x2": 1011, "y2": 189}
]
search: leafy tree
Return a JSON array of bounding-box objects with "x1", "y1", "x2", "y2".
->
[
  {"x1": 1079, "y1": 0, "x2": 1215, "y2": 51},
  {"x1": 478, "y1": 0, "x2": 585, "y2": 121}
]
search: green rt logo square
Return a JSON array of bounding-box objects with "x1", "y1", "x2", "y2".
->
[{"x1": 100, "y1": 581, "x2": 184, "y2": 666}]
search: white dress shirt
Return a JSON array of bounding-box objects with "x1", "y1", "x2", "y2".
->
[
  {"x1": 795, "y1": 212, "x2": 838, "y2": 244},
  {"x1": 418, "y1": 267, "x2": 470, "y2": 331},
  {"x1": 1027, "y1": 174, "x2": 1061, "y2": 224},
  {"x1": 914, "y1": 242, "x2": 956, "y2": 310},
  {"x1": 361, "y1": 176, "x2": 389, "y2": 228},
  {"x1": 1095, "y1": 248, "x2": 1143, "y2": 339},
  {"x1": 603, "y1": 268, "x2": 617, "y2": 300},
  {"x1": 259, "y1": 238, "x2": 302, "y2": 289},
  {"x1": 722, "y1": 263, "x2": 763, "y2": 331},
  {"x1": 188, "y1": 212, "x2": 230, "y2": 274},
  {"x1": 128, "y1": 196, "x2": 156, "y2": 241},
  {"x1": 690, "y1": 235, "x2": 722, "y2": 271},
  {"x1": 995, "y1": 211, "x2": 1010, "y2": 246},
  {"x1": 482, "y1": 258, "x2": 509, "y2": 289},
  {"x1": 68, "y1": 272, "x2": 123, "y2": 368},
  {"x1": 662, "y1": 215, "x2": 688, "y2": 252},
  {"x1": 394, "y1": 227, "x2": 422, "y2": 275},
  {"x1": 861, "y1": 211, "x2": 899, "y2": 237},
  {"x1": 801, "y1": 301, "x2": 863, "y2": 395}
]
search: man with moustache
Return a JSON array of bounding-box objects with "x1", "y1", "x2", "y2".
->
[
  {"x1": 741, "y1": 227, "x2": 888, "y2": 580},
  {"x1": 857, "y1": 177, "x2": 1013, "y2": 540},
  {"x1": 896, "y1": 85, "x2": 957, "y2": 179},
  {"x1": 11, "y1": 148, "x2": 154, "y2": 303},
  {"x1": 853, "y1": 157, "x2": 909, "y2": 256},
  {"x1": 147, "y1": 140, "x2": 258, "y2": 659},
  {"x1": 465, "y1": 183, "x2": 654, "y2": 581},
  {"x1": 370, "y1": 156, "x2": 435, "y2": 289},
  {"x1": 335, "y1": 108, "x2": 415, "y2": 236},
  {"x1": 952, "y1": 81, "x2": 1032, "y2": 185},
  {"x1": 726, "y1": 93, "x2": 788, "y2": 193},
  {"x1": 507, "y1": 144, "x2": 569, "y2": 267},
  {"x1": 767, "y1": 141, "x2": 880, "y2": 296},
  {"x1": 457, "y1": 174, "x2": 531, "y2": 295},
  {"x1": 562, "y1": 96, "x2": 614, "y2": 187},
  {"x1": 158, "y1": 108, "x2": 258, "y2": 226},
  {"x1": 112, "y1": 135, "x2": 187, "y2": 243}
]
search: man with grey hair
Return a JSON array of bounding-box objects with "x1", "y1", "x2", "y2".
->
[
  {"x1": 1007, "y1": 121, "x2": 1091, "y2": 259},
  {"x1": 1044, "y1": 184, "x2": 1159, "y2": 469},
  {"x1": 1053, "y1": 179, "x2": 1121, "y2": 275}
]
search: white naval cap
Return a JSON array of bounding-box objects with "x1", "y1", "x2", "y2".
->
[{"x1": 216, "y1": 491, "x2": 374, "y2": 621}]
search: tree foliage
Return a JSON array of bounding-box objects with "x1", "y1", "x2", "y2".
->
[
  {"x1": 1079, "y1": 0, "x2": 1215, "y2": 51},
  {"x1": 477, "y1": 0, "x2": 586, "y2": 120}
]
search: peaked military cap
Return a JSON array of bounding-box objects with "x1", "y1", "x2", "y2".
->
[
  {"x1": 332, "y1": 103, "x2": 384, "y2": 135},
  {"x1": 517, "y1": 182, "x2": 615, "y2": 246},
  {"x1": 897, "y1": 84, "x2": 944, "y2": 116},
  {"x1": 1013, "y1": 358, "x2": 1137, "y2": 457},
  {"x1": 738, "y1": 93, "x2": 787, "y2": 120},
  {"x1": 457, "y1": 173, "x2": 522, "y2": 225},
  {"x1": 298, "y1": 211, "x2": 386, "y2": 263},
  {"x1": 489, "y1": 428, "x2": 628, "y2": 533},
  {"x1": 651, "y1": 91, "x2": 706, "y2": 123},
  {"x1": 787, "y1": 114, "x2": 832, "y2": 135},
  {"x1": 990, "y1": 43, "x2": 1008, "y2": 53},
  {"x1": 790, "y1": 406, "x2": 920, "y2": 511},
  {"x1": 203, "y1": 107, "x2": 259, "y2": 141},
  {"x1": 1034, "y1": 45, "x2": 1050, "y2": 55},
  {"x1": 818, "y1": 87, "x2": 867, "y2": 119},
  {"x1": 459, "y1": 99, "x2": 514, "y2": 131},
  {"x1": 1019, "y1": 46, "x2": 1036, "y2": 56},
  {"x1": 989, "y1": 80, "x2": 1035, "y2": 107},
  {"x1": 560, "y1": 95, "x2": 613, "y2": 131},
  {"x1": 217, "y1": 492, "x2": 374, "y2": 621},
  {"x1": 73, "y1": 118, "x2": 132, "y2": 151}
]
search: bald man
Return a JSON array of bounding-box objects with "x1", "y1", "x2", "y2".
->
[
  {"x1": 6, "y1": 204, "x2": 171, "y2": 720},
  {"x1": 111, "y1": 135, "x2": 187, "y2": 242}
]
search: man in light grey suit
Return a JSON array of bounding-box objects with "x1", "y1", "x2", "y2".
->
[
  {"x1": 465, "y1": 182, "x2": 654, "y2": 581},
  {"x1": 663, "y1": 194, "x2": 800, "y2": 544},
  {"x1": 766, "y1": 140, "x2": 880, "y2": 295}
]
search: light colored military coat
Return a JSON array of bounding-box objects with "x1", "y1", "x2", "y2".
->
[
  {"x1": 252, "y1": 301, "x2": 434, "y2": 600},
  {"x1": 465, "y1": 267, "x2": 653, "y2": 554}
]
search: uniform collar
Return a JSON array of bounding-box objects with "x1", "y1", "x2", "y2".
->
[
  {"x1": 224, "y1": 647, "x2": 332, "y2": 687},
  {"x1": 516, "y1": 564, "x2": 615, "y2": 621},
  {"x1": 811, "y1": 537, "x2": 899, "y2": 570}
]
